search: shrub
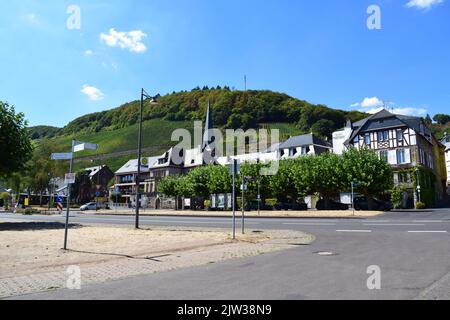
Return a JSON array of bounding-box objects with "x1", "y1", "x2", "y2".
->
[
  {"x1": 391, "y1": 187, "x2": 405, "y2": 209},
  {"x1": 265, "y1": 199, "x2": 277, "y2": 207},
  {"x1": 1, "y1": 192, "x2": 11, "y2": 210},
  {"x1": 16, "y1": 208, "x2": 40, "y2": 215},
  {"x1": 416, "y1": 202, "x2": 426, "y2": 210}
]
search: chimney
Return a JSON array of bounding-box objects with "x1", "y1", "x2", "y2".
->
[{"x1": 346, "y1": 119, "x2": 352, "y2": 129}]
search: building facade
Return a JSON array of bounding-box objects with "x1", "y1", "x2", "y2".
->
[
  {"x1": 113, "y1": 102, "x2": 332, "y2": 209},
  {"x1": 441, "y1": 133, "x2": 450, "y2": 193},
  {"x1": 333, "y1": 109, "x2": 447, "y2": 207}
]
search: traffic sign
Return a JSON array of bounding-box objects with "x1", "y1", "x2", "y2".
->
[
  {"x1": 51, "y1": 153, "x2": 73, "y2": 160},
  {"x1": 229, "y1": 159, "x2": 241, "y2": 175},
  {"x1": 240, "y1": 184, "x2": 248, "y2": 191},
  {"x1": 95, "y1": 191, "x2": 101, "y2": 197},
  {"x1": 74, "y1": 142, "x2": 99, "y2": 153},
  {"x1": 65, "y1": 173, "x2": 76, "y2": 185}
]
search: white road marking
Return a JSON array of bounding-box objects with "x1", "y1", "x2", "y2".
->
[
  {"x1": 336, "y1": 230, "x2": 372, "y2": 233},
  {"x1": 407, "y1": 231, "x2": 448, "y2": 234},
  {"x1": 364, "y1": 224, "x2": 425, "y2": 227},
  {"x1": 283, "y1": 223, "x2": 336, "y2": 226},
  {"x1": 412, "y1": 220, "x2": 444, "y2": 223}
]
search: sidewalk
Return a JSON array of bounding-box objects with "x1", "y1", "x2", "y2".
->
[
  {"x1": 89, "y1": 208, "x2": 384, "y2": 219},
  {"x1": 0, "y1": 220, "x2": 313, "y2": 299},
  {"x1": 21, "y1": 206, "x2": 385, "y2": 219}
]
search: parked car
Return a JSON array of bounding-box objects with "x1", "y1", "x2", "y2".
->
[
  {"x1": 354, "y1": 197, "x2": 392, "y2": 211},
  {"x1": 316, "y1": 199, "x2": 349, "y2": 211},
  {"x1": 80, "y1": 202, "x2": 109, "y2": 211},
  {"x1": 80, "y1": 202, "x2": 97, "y2": 211}
]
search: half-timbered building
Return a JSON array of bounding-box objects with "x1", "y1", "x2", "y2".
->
[{"x1": 333, "y1": 109, "x2": 447, "y2": 207}]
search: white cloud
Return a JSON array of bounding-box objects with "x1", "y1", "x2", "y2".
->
[
  {"x1": 84, "y1": 50, "x2": 94, "y2": 56},
  {"x1": 365, "y1": 107, "x2": 428, "y2": 117},
  {"x1": 406, "y1": 0, "x2": 444, "y2": 9},
  {"x1": 351, "y1": 96, "x2": 427, "y2": 117},
  {"x1": 81, "y1": 85, "x2": 105, "y2": 101},
  {"x1": 351, "y1": 97, "x2": 384, "y2": 108},
  {"x1": 100, "y1": 28, "x2": 147, "y2": 53}
]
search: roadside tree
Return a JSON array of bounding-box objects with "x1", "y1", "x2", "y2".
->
[
  {"x1": 0, "y1": 101, "x2": 33, "y2": 177},
  {"x1": 342, "y1": 147, "x2": 393, "y2": 210}
]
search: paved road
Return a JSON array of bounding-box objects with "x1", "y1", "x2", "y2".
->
[{"x1": 2, "y1": 209, "x2": 450, "y2": 300}]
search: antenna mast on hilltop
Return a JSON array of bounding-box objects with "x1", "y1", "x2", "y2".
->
[{"x1": 244, "y1": 75, "x2": 247, "y2": 91}]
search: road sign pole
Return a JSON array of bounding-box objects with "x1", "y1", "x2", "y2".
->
[
  {"x1": 351, "y1": 182, "x2": 354, "y2": 216},
  {"x1": 135, "y1": 88, "x2": 145, "y2": 229},
  {"x1": 63, "y1": 140, "x2": 75, "y2": 250},
  {"x1": 232, "y1": 160, "x2": 236, "y2": 240},
  {"x1": 258, "y1": 179, "x2": 261, "y2": 216},
  {"x1": 241, "y1": 175, "x2": 245, "y2": 235}
]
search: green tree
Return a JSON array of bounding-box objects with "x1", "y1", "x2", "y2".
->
[
  {"x1": 24, "y1": 139, "x2": 66, "y2": 206},
  {"x1": 342, "y1": 148, "x2": 393, "y2": 210},
  {"x1": 311, "y1": 119, "x2": 335, "y2": 139},
  {"x1": 207, "y1": 165, "x2": 232, "y2": 195},
  {"x1": 296, "y1": 153, "x2": 346, "y2": 209},
  {"x1": 187, "y1": 166, "x2": 211, "y2": 198},
  {"x1": 433, "y1": 114, "x2": 450, "y2": 125},
  {"x1": 0, "y1": 101, "x2": 33, "y2": 176},
  {"x1": 158, "y1": 175, "x2": 179, "y2": 197},
  {"x1": 269, "y1": 159, "x2": 301, "y2": 200}
]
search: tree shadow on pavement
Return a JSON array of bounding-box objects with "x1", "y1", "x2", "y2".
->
[
  {"x1": 65, "y1": 249, "x2": 171, "y2": 262},
  {"x1": 0, "y1": 222, "x2": 83, "y2": 232}
]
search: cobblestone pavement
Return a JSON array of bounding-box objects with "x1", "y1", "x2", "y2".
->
[{"x1": 0, "y1": 230, "x2": 313, "y2": 299}]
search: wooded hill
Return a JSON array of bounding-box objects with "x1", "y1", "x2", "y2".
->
[
  {"x1": 27, "y1": 87, "x2": 450, "y2": 171},
  {"x1": 30, "y1": 87, "x2": 368, "y2": 140}
]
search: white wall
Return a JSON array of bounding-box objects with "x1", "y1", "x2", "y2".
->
[
  {"x1": 332, "y1": 127, "x2": 352, "y2": 155},
  {"x1": 446, "y1": 148, "x2": 450, "y2": 184}
]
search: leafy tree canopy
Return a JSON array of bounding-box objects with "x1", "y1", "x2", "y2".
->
[{"x1": 0, "y1": 101, "x2": 33, "y2": 177}]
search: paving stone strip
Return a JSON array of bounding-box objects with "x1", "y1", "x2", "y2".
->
[{"x1": 0, "y1": 230, "x2": 313, "y2": 299}]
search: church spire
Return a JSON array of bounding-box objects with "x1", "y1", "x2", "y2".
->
[{"x1": 202, "y1": 100, "x2": 213, "y2": 151}]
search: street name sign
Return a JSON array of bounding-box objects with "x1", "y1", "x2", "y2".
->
[
  {"x1": 74, "y1": 142, "x2": 99, "y2": 153},
  {"x1": 51, "y1": 153, "x2": 73, "y2": 160}
]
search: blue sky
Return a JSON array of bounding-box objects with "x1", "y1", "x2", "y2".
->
[{"x1": 1, "y1": 0, "x2": 449, "y2": 127}]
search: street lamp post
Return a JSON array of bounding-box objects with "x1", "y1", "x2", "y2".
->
[{"x1": 135, "y1": 88, "x2": 156, "y2": 229}]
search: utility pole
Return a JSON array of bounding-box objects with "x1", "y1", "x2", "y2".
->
[
  {"x1": 242, "y1": 175, "x2": 245, "y2": 234},
  {"x1": 230, "y1": 159, "x2": 240, "y2": 240},
  {"x1": 232, "y1": 160, "x2": 236, "y2": 240},
  {"x1": 135, "y1": 89, "x2": 145, "y2": 229},
  {"x1": 135, "y1": 88, "x2": 156, "y2": 229}
]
